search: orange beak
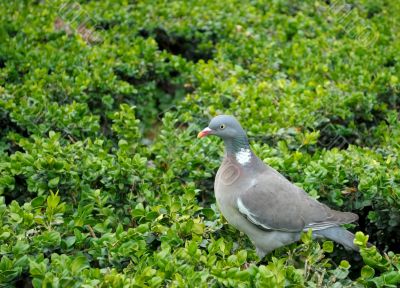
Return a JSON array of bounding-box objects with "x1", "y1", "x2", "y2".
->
[{"x1": 197, "y1": 127, "x2": 212, "y2": 138}]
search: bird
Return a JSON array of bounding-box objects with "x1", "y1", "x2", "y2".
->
[{"x1": 198, "y1": 115, "x2": 359, "y2": 258}]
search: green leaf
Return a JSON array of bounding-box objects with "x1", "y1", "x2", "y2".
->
[
  {"x1": 191, "y1": 223, "x2": 204, "y2": 235},
  {"x1": 29, "y1": 259, "x2": 47, "y2": 277},
  {"x1": 0, "y1": 231, "x2": 11, "y2": 240},
  {"x1": 31, "y1": 196, "x2": 46, "y2": 208},
  {"x1": 48, "y1": 177, "x2": 60, "y2": 188},
  {"x1": 360, "y1": 265, "x2": 375, "y2": 279},
  {"x1": 371, "y1": 271, "x2": 400, "y2": 287},
  {"x1": 354, "y1": 231, "x2": 369, "y2": 247},
  {"x1": 339, "y1": 260, "x2": 350, "y2": 269},
  {"x1": 12, "y1": 240, "x2": 30, "y2": 255},
  {"x1": 70, "y1": 255, "x2": 89, "y2": 274},
  {"x1": 60, "y1": 236, "x2": 76, "y2": 250},
  {"x1": 35, "y1": 231, "x2": 61, "y2": 247},
  {"x1": 187, "y1": 240, "x2": 198, "y2": 256},
  {"x1": 300, "y1": 229, "x2": 313, "y2": 244},
  {"x1": 14, "y1": 255, "x2": 29, "y2": 268},
  {"x1": 46, "y1": 191, "x2": 61, "y2": 210},
  {"x1": 322, "y1": 241, "x2": 334, "y2": 253},
  {"x1": 201, "y1": 208, "x2": 215, "y2": 219}
]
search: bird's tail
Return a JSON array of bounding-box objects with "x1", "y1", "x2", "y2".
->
[{"x1": 314, "y1": 227, "x2": 358, "y2": 251}]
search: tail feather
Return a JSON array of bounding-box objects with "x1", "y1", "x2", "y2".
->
[
  {"x1": 314, "y1": 227, "x2": 358, "y2": 251},
  {"x1": 335, "y1": 211, "x2": 359, "y2": 224}
]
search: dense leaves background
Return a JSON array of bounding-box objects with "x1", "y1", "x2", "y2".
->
[{"x1": 0, "y1": 0, "x2": 399, "y2": 287}]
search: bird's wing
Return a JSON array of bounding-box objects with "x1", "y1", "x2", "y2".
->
[{"x1": 237, "y1": 169, "x2": 358, "y2": 232}]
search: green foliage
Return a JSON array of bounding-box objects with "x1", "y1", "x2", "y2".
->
[
  {"x1": 0, "y1": 0, "x2": 399, "y2": 286},
  {"x1": 355, "y1": 232, "x2": 400, "y2": 287}
]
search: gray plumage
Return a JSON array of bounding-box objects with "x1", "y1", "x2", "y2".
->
[{"x1": 198, "y1": 115, "x2": 359, "y2": 258}]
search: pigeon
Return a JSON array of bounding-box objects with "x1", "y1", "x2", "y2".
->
[{"x1": 198, "y1": 115, "x2": 359, "y2": 258}]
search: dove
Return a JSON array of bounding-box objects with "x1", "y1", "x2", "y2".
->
[{"x1": 198, "y1": 115, "x2": 359, "y2": 258}]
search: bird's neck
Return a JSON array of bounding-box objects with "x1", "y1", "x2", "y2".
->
[{"x1": 224, "y1": 136, "x2": 252, "y2": 165}]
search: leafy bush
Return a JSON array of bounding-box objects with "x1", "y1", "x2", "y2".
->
[{"x1": 0, "y1": 0, "x2": 399, "y2": 286}]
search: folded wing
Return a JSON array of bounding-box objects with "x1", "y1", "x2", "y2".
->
[{"x1": 237, "y1": 170, "x2": 358, "y2": 232}]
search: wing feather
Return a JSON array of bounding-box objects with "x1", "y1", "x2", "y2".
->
[{"x1": 236, "y1": 168, "x2": 358, "y2": 232}]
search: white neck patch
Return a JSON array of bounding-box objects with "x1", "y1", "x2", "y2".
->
[{"x1": 235, "y1": 148, "x2": 251, "y2": 165}]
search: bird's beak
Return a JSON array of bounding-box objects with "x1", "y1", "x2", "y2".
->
[{"x1": 197, "y1": 127, "x2": 212, "y2": 138}]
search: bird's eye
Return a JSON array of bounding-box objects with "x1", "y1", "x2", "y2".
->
[{"x1": 220, "y1": 124, "x2": 226, "y2": 129}]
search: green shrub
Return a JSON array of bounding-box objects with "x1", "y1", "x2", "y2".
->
[{"x1": 0, "y1": 0, "x2": 399, "y2": 286}]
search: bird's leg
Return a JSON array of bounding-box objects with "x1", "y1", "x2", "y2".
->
[{"x1": 256, "y1": 247, "x2": 267, "y2": 260}]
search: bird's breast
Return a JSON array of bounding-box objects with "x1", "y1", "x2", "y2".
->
[
  {"x1": 215, "y1": 160, "x2": 242, "y2": 188},
  {"x1": 214, "y1": 162, "x2": 248, "y2": 230}
]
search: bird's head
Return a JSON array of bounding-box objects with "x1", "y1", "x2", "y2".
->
[{"x1": 197, "y1": 115, "x2": 246, "y2": 140}]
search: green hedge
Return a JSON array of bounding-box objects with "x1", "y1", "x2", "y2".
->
[{"x1": 1, "y1": 0, "x2": 399, "y2": 287}]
